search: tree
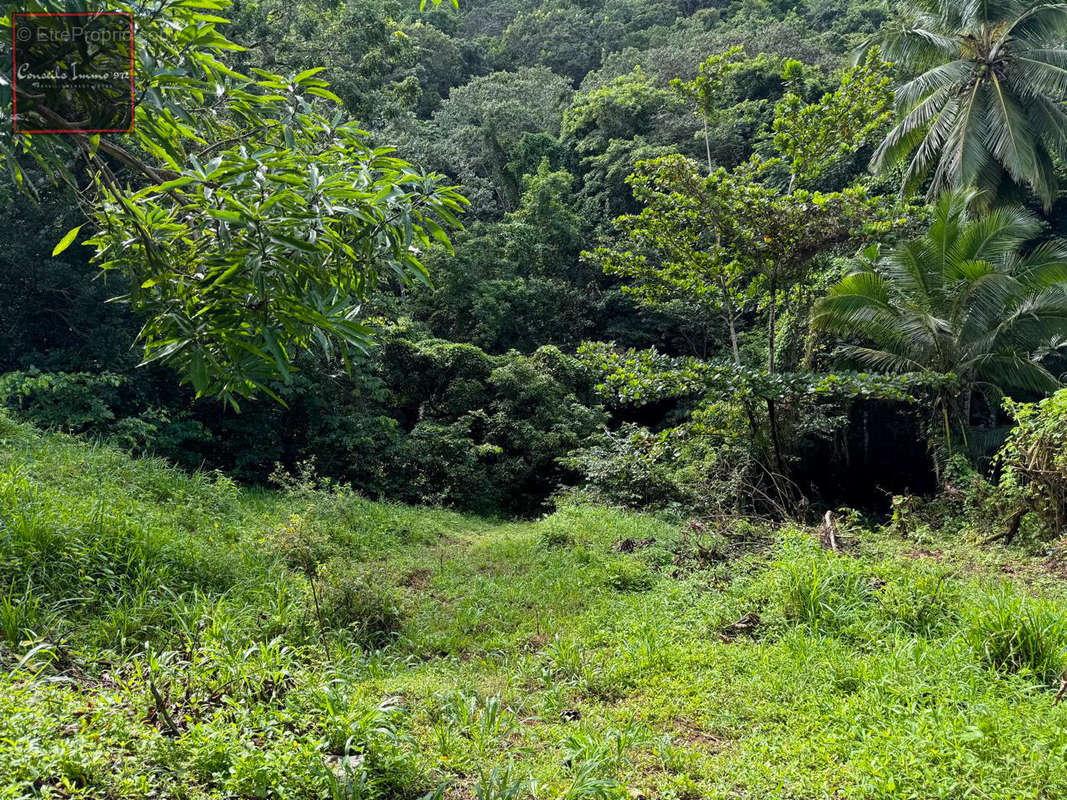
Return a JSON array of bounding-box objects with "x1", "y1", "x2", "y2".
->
[
  {"x1": 562, "y1": 67, "x2": 688, "y2": 220},
  {"x1": 869, "y1": 0, "x2": 1067, "y2": 210},
  {"x1": 588, "y1": 155, "x2": 757, "y2": 362},
  {"x1": 772, "y1": 48, "x2": 893, "y2": 190},
  {"x1": 814, "y1": 189, "x2": 1067, "y2": 455},
  {"x1": 591, "y1": 54, "x2": 907, "y2": 474},
  {"x1": 501, "y1": 3, "x2": 601, "y2": 85},
  {"x1": 227, "y1": 0, "x2": 419, "y2": 123},
  {"x1": 430, "y1": 67, "x2": 574, "y2": 214},
  {"x1": 671, "y1": 46, "x2": 747, "y2": 173},
  {"x1": 1, "y1": 0, "x2": 464, "y2": 407}
]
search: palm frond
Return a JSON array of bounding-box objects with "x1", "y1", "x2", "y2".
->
[
  {"x1": 880, "y1": 26, "x2": 959, "y2": 71},
  {"x1": 834, "y1": 344, "x2": 932, "y2": 373},
  {"x1": 1004, "y1": 2, "x2": 1067, "y2": 46},
  {"x1": 896, "y1": 60, "x2": 973, "y2": 107},
  {"x1": 984, "y1": 75, "x2": 1044, "y2": 199},
  {"x1": 951, "y1": 203, "x2": 1041, "y2": 264}
]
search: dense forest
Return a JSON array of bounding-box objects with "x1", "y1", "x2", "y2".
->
[
  {"x1": 5, "y1": 0, "x2": 1067, "y2": 796},
  {"x1": 1, "y1": 0, "x2": 983, "y2": 516}
]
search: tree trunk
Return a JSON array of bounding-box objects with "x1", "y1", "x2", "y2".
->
[
  {"x1": 703, "y1": 115, "x2": 713, "y2": 175},
  {"x1": 767, "y1": 274, "x2": 777, "y2": 375},
  {"x1": 765, "y1": 273, "x2": 786, "y2": 477},
  {"x1": 727, "y1": 312, "x2": 740, "y2": 365}
]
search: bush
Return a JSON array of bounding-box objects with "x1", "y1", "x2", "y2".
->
[
  {"x1": 316, "y1": 559, "x2": 404, "y2": 645},
  {"x1": 0, "y1": 333, "x2": 605, "y2": 517},
  {"x1": 563, "y1": 423, "x2": 695, "y2": 510},
  {"x1": 0, "y1": 370, "x2": 123, "y2": 432},
  {"x1": 383, "y1": 339, "x2": 606, "y2": 515},
  {"x1": 603, "y1": 558, "x2": 655, "y2": 592},
  {"x1": 965, "y1": 587, "x2": 1067, "y2": 683},
  {"x1": 995, "y1": 390, "x2": 1067, "y2": 541}
]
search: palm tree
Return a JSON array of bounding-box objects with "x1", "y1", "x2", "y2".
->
[
  {"x1": 871, "y1": 0, "x2": 1067, "y2": 210},
  {"x1": 814, "y1": 189, "x2": 1067, "y2": 458}
]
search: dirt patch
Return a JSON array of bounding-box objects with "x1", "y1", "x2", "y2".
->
[
  {"x1": 403, "y1": 567, "x2": 432, "y2": 589},
  {"x1": 670, "y1": 717, "x2": 729, "y2": 753},
  {"x1": 1042, "y1": 555, "x2": 1067, "y2": 580},
  {"x1": 669, "y1": 518, "x2": 773, "y2": 577},
  {"x1": 443, "y1": 778, "x2": 476, "y2": 800},
  {"x1": 904, "y1": 547, "x2": 947, "y2": 561},
  {"x1": 718, "y1": 612, "x2": 761, "y2": 642},
  {"x1": 524, "y1": 632, "x2": 549, "y2": 651}
]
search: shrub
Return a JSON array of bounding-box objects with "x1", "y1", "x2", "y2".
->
[
  {"x1": 994, "y1": 390, "x2": 1067, "y2": 541},
  {"x1": 965, "y1": 587, "x2": 1067, "y2": 683},
  {"x1": 563, "y1": 424, "x2": 688, "y2": 511},
  {"x1": 270, "y1": 511, "x2": 338, "y2": 578},
  {"x1": 603, "y1": 558, "x2": 655, "y2": 592},
  {"x1": 0, "y1": 370, "x2": 123, "y2": 432},
  {"x1": 316, "y1": 558, "x2": 404, "y2": 645},
  {"x1": 383, "y1": 339, "x2": 606, "y2": 515}
]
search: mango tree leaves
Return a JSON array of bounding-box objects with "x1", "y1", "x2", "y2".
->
[{"x1": 1, "y1": 0, "x2": 466, "y2": 407}]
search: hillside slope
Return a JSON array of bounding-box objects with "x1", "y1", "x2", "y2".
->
[{"x1": 1, "y1": 417, "x2": 1067, "y2": 798}]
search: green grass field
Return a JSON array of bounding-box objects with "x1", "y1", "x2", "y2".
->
[{"x1": 2, "y1": 415, "x2": 1067, "y2": 799}]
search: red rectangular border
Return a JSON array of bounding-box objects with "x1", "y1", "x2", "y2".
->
[{"x1": 12, "y1": 11, "x2": 135, "y2": 134}]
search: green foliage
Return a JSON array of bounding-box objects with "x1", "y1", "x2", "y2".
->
[
  {"x1": 965, "y1": 587, "x2": 1067, "y2": 683},
  {"x1": 501, "y1": 4, "x2": 601, "y2": 83},
  {"x1": 772, "y1": 48, "x2": 893, "y2": 187},
  {"x1": 574, "y1": 341, "x2": 958, "y2": 512},
  {"x1": 228, "y1": 0, "x2": 420, "y2": 122},
  {"x1": 562, "y1": 424, "x2": 690, "y2": 511},
  {"x1": 995, "y1": 389, "x2": 1067, "y2": 539},
  {"x1": 671, "y1": 46, "x2": 748, "y2": 170},
  {"x1": 778, "y1": 546, "x2": 874, "y2": 630},
  {"x1": 3, "y1": 2, "x2": 466, "y2": 406},
  {"x1": 563, "y1": 68, "x2": 686, "y2": 218},
  {"x1": 316, "y1": 558, "x2": 405, "y2": 644},
  {"x1": 369, "y1": 338, "x2": 605, "y2": 514},
  {"x1": 430, "y1": 67, "x2": 574, "y2": 214},
  {"x1": 869, "y1": 0, "x2": 1067, "y2": 209},
  {"x1": 877, "y1": 567, "x2": 957, "y2": 635},
  {"x1": 578, "y1": 341, "x2": 955, "y2": 407},
  {"x1": 591, "y1": 151, "x2": 903, "y2": 372},
  {"x1": 88, "y1": 93, "x2": 465, "y2": 407},
  {"x1": 603, "y1": 557, "x2": 656, "y2": 592},
  {"x1": 0, "y1": 370, "x2": 123, "y2": 432},
  {"x1": 815, "y1": 189, "x2": 1067, "y2": 451}
]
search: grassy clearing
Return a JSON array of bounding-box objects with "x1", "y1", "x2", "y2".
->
[{"x1": 2, "y1": 417, "x2": 1067, "y2": 799}]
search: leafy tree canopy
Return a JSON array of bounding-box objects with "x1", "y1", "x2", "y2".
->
[{"x1": 1, "y1": 0, "x2": 464, "y2": 407}]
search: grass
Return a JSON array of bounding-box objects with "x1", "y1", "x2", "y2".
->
[{"x1": 2, "y1": 415, "x2": 1067, "y2": 798}]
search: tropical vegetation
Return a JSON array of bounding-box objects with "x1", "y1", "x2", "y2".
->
[{"x1": 4, "y1": 0, "x2": 1067, "y2": 795}]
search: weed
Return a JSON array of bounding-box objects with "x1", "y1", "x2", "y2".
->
[
  {"x1": 473, "y1": 761, "x2": 532, "y2": 800},
  {"x1": 779, "y1": 554, "x2": 872, "y2": 631},
  {"x1": 877, "y1": 568, "x2": 958, "y2": 635},
  {"x1": 316, "y1": 558, "x2": 404, "y2": 645},
  {"x1": 0, "y1": 583, "x2": 52, "y2": 645},
  {"x1": 965, "y1": 586, "x2": 1067, "y2": 682},
  {"x1": 603, "y1": 558, "x2": 655, "y2": 592}
]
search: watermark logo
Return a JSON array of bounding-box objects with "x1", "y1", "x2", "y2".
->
[{"x1": 12, "y1": 12, "x2": 135, "y2": 134}]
